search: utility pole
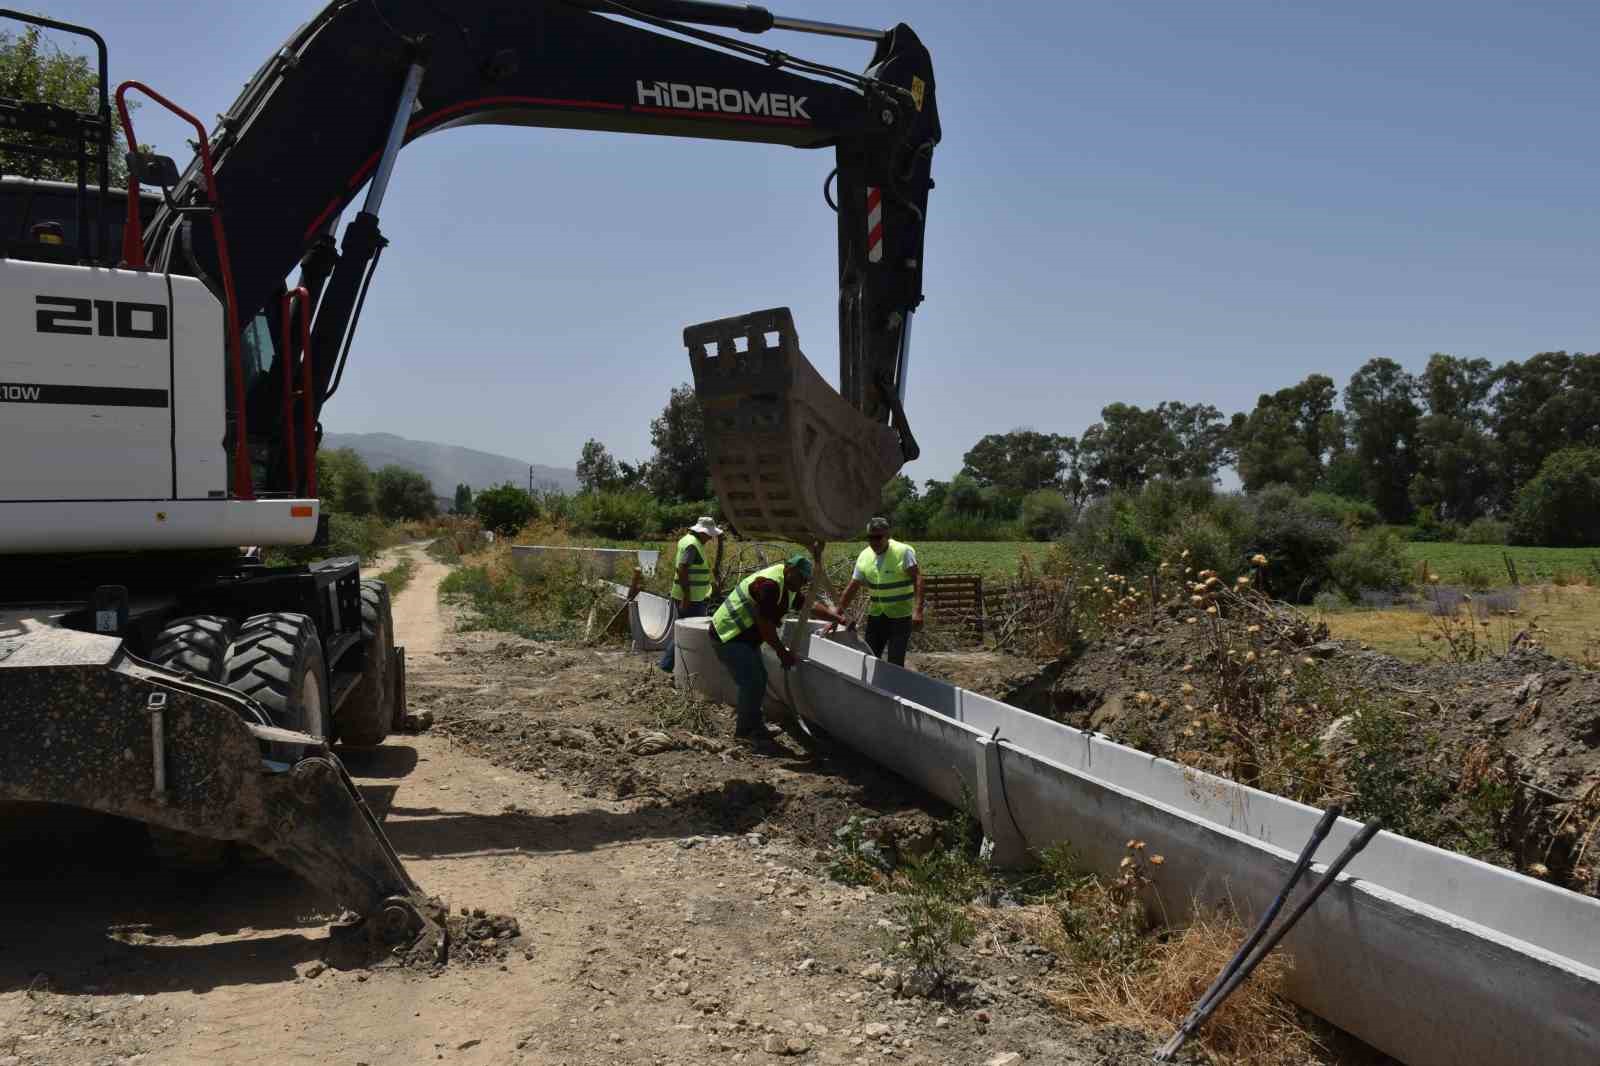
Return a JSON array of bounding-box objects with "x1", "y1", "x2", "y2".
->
[{"x1": 528, "y1": 465, "x2": 533, "y2": 494}]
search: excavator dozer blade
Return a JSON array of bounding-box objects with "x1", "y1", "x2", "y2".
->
[
  {"x1": 0, "y1": 619, "x2": 446, "y2": 963},
  {"x1": 687, "y1": 308, "x2": 903, "y2": 543}
]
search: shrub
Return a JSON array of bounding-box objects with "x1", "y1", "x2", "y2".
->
[
  {"x1": 1460, "y1": 517, "x2": 1510, "y2": 545},
  {"x1": 1512, "y1": 447, "x2": 1600, "y2": 546},
  {"x1": 1019, "y1": 489, "x2": 1073, "y2": 541},
  {"x1": 1302, "y1": 491, "x2": 1379, "y2": 531},
  {"x1": 1242, "y1": 486, "x2": 1344, "y2": 602},
  {"x1": 1071, "y1": 493, "x2": 1155, "y2": 575},
  {"x1": 1408, "y1": 505, "x2": 1460, "y2": 543},
  {"x1": 269, "y1": 512, "x2": 391, "y2": 565},
  {"x1": 1329, "y1": 528, "x2": 1409, "y2": 599},
  {"x1": 926, "y1": 512, "x2": 1015, "y2": 541},
  {"x1": 572, "y1": 490, "x2": 655, "y2": 540},
  {"x1": 1456, "y1": 561, "x2": 1495, "y2": 590},
  {"x1": 1158, "y1": 509, "x2": 1246, "y2": 580},
  {"x1": 653, "y1": 499, "x2": 718, "y2": 537},
  {"x1": 473, "y1": 483, "x2": 539, "y2": 537}
]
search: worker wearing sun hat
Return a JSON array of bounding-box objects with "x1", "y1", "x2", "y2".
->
[
  {"x1": 710, "y1": 552, "x2": 850, "y2": 751},
  {"x1": 659, "y1": 515, "x2": 722, "y2": 674}
]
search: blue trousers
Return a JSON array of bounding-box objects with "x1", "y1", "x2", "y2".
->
[
  {"x1": 711, "y1": 635, "x2": 768, "y2": 735},
  {"x1": 658, "y1": 600, "x2": 707, "y2": 673}
]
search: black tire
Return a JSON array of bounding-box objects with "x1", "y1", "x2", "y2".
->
[
  {"x1": 336, "y1": 579, "x2": 394, "y2": 748},
  {"x1": 145, "y1": 616, "x2": 238, "y2": 871},
  {"x1": 222, "y1": 612, "x2": 329, "y2": 739},
  {"x1": 147, "y1": 614, "x2": 233, "y2": 680}
]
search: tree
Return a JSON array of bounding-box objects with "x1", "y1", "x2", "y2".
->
[
  {"x1": 960, "y1": 430, "x2": 1072, "y2": 495},
  {"x1": 1230, "y1": 375, "x2": 1344, "y2": 493},
  {"x1": 316, "y1": 448, "x2": 374, "y2": 515},
  {"x1": 1510, "y1": 447, "x2": 1600, "y2": 547},
  {"x1": 1410, "y1": 354, "x2": 1498, "y2": 522},
  {"x1": 474, "y1": 483, "x2": 539, "y2": 536},
  {"x1": 374, "y1": 465, "x2": 437, "y2": 521},
  {"x1": 1, "y1": 27, "x2": 131, "y2": 182},
  {"x1": 1344, "y1": 358, "x2": 1422, "y2": 522},
  {"x1": 647, "y1": 384, "x2": 709, "y2": 503},
  {"x1": 1078, "y1": 403, "x2": 1172, "y2": 494},
  {"x1": 576, "y1": 438, "x2": 620, "y2": 493},
  {"x1": 1491, "y1": 352, "x2": 1600, "y2": 510},
  {"x1": 1156, "y1": 401, "x2": 1231, "y2": 480},
  {"x1": 452, "y1": 483, "x2": 473, "y2": 515}
]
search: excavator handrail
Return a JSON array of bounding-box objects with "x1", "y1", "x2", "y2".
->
[{"x1": 116, "y1": 80, "x2": 254, "y2": 500}]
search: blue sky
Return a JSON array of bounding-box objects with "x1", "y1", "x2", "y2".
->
[{"x1": 24, "y1": 1, "x2": 1600, "y2": 484}]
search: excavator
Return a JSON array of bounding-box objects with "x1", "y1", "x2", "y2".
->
[{"x1": 0, "y1": 2, "x2": 938, "y2": 956}]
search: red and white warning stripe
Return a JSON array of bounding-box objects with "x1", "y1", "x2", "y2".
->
[{"x1": 867, "y1": 185, "x2": 883, "y2": 263}]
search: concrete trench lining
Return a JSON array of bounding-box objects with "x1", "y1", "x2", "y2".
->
[{"x1": 666, "y1": 615, "x2": 1600, "y2": 1066}]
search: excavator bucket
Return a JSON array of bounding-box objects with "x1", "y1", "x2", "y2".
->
[
  {"x1": 0, "y1": 615, "x2": 445, "y2": 962},
  {"x1": 687, "y1": 308, "x2": 903, "y2": 543}
]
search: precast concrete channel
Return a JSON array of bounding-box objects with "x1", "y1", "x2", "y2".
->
[{"x1": 653, "y1": 609, "x2": 1600, "y2": 1066}]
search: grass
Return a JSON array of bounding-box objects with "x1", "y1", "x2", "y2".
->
[
  {"x1": 1321, "y1": 583, "x2": 1600, "y2": 663},
  {"x1": 1403, "y1": 542, "x2": 1600, "y2": 587},
  {"x1": 376, "y1": 556, "x2": 415, "y2": 597}
]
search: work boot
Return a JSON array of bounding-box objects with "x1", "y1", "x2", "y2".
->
[{"x1": 742, "y1": 733, "x2": 788, "y2": 758}]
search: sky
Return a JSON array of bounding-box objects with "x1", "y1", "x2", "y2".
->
[{"x1": 23, "y1": 1, "x2": 1600, "y2": 484}]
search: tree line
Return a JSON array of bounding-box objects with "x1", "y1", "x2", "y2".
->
[{"x1": 874, "y1": 351, "x2": 1600, "y2": 545}]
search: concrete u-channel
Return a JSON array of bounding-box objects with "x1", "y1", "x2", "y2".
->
[{"x1": 662, "y1": 612, "x2": 1600, "y2": 1066}]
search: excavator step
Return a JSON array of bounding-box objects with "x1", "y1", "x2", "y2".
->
[{"x1": 686, "y1": 308, "x2": 903, "y2": 543}]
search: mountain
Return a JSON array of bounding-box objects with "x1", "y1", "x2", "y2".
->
[{"x1": 321, "y1": 432, "x2": 577, "y2": 495}]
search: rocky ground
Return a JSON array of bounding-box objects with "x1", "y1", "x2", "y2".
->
[{"x1": 0, "y1": 545, "x2": 1204, "y2": 1066}]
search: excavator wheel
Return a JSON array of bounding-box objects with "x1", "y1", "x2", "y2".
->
[
  {"x1": 336, "y1": 580, "x2": 394, "y2": 748},
  {"x1": 687, "y1": 308, "x2": 904, "y2": 543},
  {"x1": 223, "y1": 613, "x2": 329, "y2": 740},
  {"x1": 144, "y1": 614, "x2": 239, "y2": 872},
  {"x1": 148, "y1": 614, "x2": 234, "y2": 681}
]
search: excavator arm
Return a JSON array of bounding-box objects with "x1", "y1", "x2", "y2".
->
[{"x1": 138, "y1": 0, "x2": 940, "y2": 541}]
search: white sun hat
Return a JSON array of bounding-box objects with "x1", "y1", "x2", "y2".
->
[{"x1": 690, "y1": 516, "x2": 723, "y2": 536}]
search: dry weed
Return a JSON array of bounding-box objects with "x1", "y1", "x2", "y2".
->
[{"x1": 1011, "y1": 901, "x2": 1316, "y2": 1065}]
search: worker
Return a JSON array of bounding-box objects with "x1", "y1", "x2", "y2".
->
[
  {"x1": 830, "y1": 516, "x2": 924, "y2": 667},
  {"x1": 659, "y1": 515, "x2": 722, "y2": 674},
  {"x1": 710, "y1": 553, "x2": 851, "y2": 751}
]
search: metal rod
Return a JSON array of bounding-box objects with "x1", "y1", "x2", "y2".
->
[
  {"x1": 362, "y1": 61, "x2": 426, "y2": 216},
  {"x1": 771, "y1": 14, "x2": 884, "y2": 41},
  {"x1": 149, "y1": 698, "x2": 167, "y2": 799},
  {"x1": 1155, "y1": 805, "x2": 1342, "y2": 1061},
  {"x1": 1157, "y1": 817, "x2": 1384, "y2": 1062}
]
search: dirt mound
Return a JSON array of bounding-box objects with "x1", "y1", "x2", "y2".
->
[{"x1": 955, "y1": 599, "x2": 1599, "y2": 896}]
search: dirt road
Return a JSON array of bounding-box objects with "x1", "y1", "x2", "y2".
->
[{"x1": 1, "y1": 544, "x2": 1118, "y2": 1066}]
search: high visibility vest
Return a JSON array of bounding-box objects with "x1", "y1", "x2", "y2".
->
[
  {"x1": 712, "y1": 563, "x2": 789, "y2": 642},
  {"x1": 670, "y1": 533, "x2": 713, "y2": 602},
  {"x1": 856, "y1": 540, "x2": 915, "y2": 618}
]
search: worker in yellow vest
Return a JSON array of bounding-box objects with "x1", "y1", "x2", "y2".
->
[
  {"x1": 710, "y1": 553, "x2": 851, "y2": 752},
  {"x1": 832, "y1": 516, "x2": 924, "y2": 667},
  {"x1": 659, "y1": 515, "x2": 722, "y2": 673}
]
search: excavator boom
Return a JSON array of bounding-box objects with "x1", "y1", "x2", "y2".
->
[{"x1": 140, "y1": 0, "x2": 940, "y2": 540}]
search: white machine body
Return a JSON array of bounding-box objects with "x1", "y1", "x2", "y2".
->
[{"x1": 0, "y1": 259, "x2": 317, "y2": 552}]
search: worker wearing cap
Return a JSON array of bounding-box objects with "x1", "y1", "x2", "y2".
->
[
  {"x1": 659, "y1": 515, "x2": 722, "y2": 674},
  {"x1": 710, "y1": 553, "x2": 850, "y2": 749},
  {"x1": 833, "y1": 516, "x2": 924, "y2": 667}
]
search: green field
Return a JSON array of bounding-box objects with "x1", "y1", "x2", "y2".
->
[{"x1": 1402, "y1": 542, "x2": 1600, "y2": 587}]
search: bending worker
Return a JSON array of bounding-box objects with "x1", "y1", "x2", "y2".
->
[
  {"x1": 832, "y1": 516, "x2": 924, "y2": 667},
  {"x1": 659, "y1": 515, "x2": 722, "y2": 673},
  {"x1": 710, "y1": 554, "x2": 851, "y2": 750}
]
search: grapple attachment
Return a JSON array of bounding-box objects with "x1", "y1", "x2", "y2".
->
[{"x1": 687, "y1": 308, "x2": 903, "y2": 543}]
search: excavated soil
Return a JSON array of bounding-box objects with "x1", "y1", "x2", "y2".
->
[
  {"x1": 0, "y1": 545, "x2": 1204, "y2": 1066},
  {"x1": 911, "y1": 605, "x2": 1600, "y2": 896}
]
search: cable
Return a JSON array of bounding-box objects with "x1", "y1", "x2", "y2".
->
[{"x1": 823, "y1": 168, "x2": 838, "y2": 212}]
